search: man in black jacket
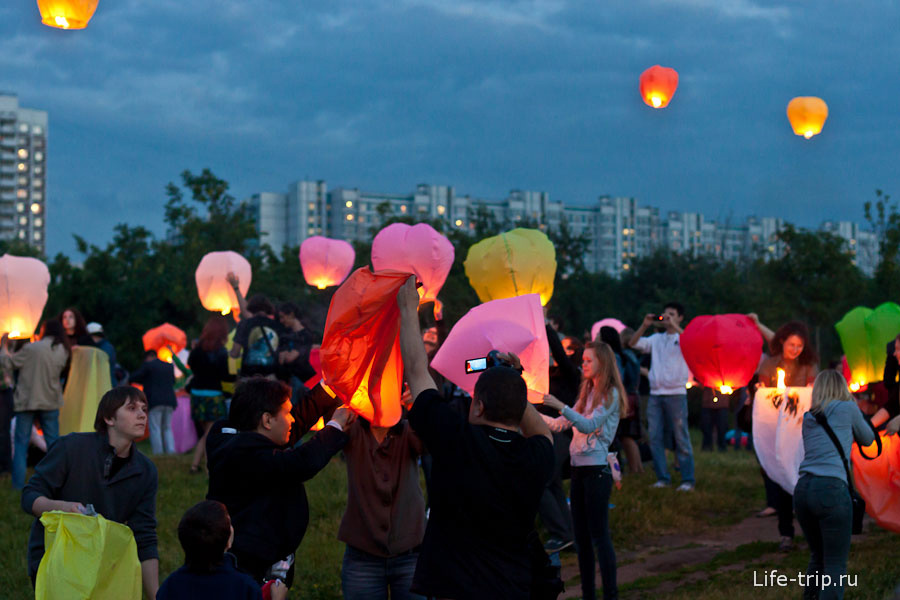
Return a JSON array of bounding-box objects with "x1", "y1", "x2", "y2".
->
[
  {"x1": 206, "y1": 376, "x2": 351, "y2": 586},
  {"x1": 22, "y1": 386, "x2": 160, "y2": 598}
]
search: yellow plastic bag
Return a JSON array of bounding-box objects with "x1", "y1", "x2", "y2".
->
[{"x1": 36, "y1": 511, "x2": 141, "y2": 600}]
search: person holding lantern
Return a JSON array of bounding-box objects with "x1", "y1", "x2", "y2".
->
[
  {"x1": 396, "y1": 276, "x2": 556, "y2": 600},
  {"x1": 541, "y1": 341, "x2": 627, "y2": 600},
  {"x1": 873, "y1": 334, "x2": 900, "y2": 429},
  {"x1": 1, "y1": 321, "x2": 71, "y2": 489},
  {"x1": 628, "y1": 302, "x2": 696, "y2": 491},
  {"x1": 749, "y1": 316, "x2": 818, "y2": 552}
]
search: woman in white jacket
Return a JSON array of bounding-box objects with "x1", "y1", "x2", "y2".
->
[{"x1": 542, "y1": 341, "x2": 628, "y2": 600}]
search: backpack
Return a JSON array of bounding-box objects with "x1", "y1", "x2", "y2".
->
[{"x1": 242, "y1": 325, "x2": 279, "y2": 376}]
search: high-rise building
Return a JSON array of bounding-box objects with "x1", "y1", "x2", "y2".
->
[{"x1": 0, "y1": 94, "x2": 47, "y2": 254}]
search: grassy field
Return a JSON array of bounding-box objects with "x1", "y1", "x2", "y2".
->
[{"x1": 0, "y1": 433, "x2": 898, "y2": 599}]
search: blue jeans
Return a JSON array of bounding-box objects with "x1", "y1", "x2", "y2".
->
[
  {"x1": 341, "y1": 545, "x2": 423, "y2": 600},
  {"x1": 571, "y1": 465, "x2": 617, "y2": 600},
  {"x1": 13, "y1": 410, "x2": 59, "y2": 489},
  {"x1": 647, "y1": 394, "x2": 695, "y2": 484},
  {"x1": 794, "y1": 474, "x2": 852, "y2": 600},
  {"x1": 149, "y1": 406, "x2": 176, "y2": 455}
]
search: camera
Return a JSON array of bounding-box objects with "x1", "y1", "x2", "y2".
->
[{"x1": 464, "y1": 350, "x2": 517, "y2": 374}]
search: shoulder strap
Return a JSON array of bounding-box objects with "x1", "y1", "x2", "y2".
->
[
  {"x1": 858, "y1": 417, "x2": 883, "y2": 460},
  {"x1": 256, "y1": 324, "x2": 276, "y2": 355},
  {"x1": 812, "y1": 411, "x2": 857, "y2": 495}
]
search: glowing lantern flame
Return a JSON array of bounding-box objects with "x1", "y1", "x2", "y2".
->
[
  {"x1": 639, "y1": 65, "x2": 679, "y2": 109},
  {"x1": 849, "y1": 382, "x2": 862, "y2": 393},
  {"x1": 685, "y1": 381, "x2": 693, "y2": 389},
  {"x1": 719, "y1": 385, "x2": 733, "y2": 394},
  {"x1": 37, "y1": 0, "x2": 99, "y2": 30},
  {"x1": 786, "y1": 97, "x2": 828, "y2": 139},
  {"x1": 143, "y1": 323, "x2": 187, "y2": 364},
  {"x1": 776, "y1": 368, "x2": 786, "y2": 391}
]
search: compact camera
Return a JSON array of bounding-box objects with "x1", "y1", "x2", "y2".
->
[{"x1": 464, "y1": 350, "x2": 515, "y2": 374}]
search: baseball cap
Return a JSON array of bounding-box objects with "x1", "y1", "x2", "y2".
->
[{"x1": 86, "y1": 322, "x2": 104, "y2": 335}]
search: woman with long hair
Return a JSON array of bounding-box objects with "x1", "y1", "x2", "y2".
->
[
  {"x1": 57, "y1": 307, "x2": 92, "y2": 347},
  {"x1": 600, "y1": 325, "x2": 643, "y2": 474},
  {"x1": 795, "y1": 370, "x2": 875, "y2": 599},
  {"x1": 1, "y1": 320, "x2": 71, "y2": 488},
  {"x1": 187, "y1": 316, "x2": 233, "y2": 474},
  {"x1": 542, "y1": 341, "x2": 628, "y2": 600}
]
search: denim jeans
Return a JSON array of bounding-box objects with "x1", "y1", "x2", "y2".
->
[
  {"x1": 13, "y1": 410, "x2": 59, "y2": 489},
  {"x1": 341, "y1": 545, "x2": 423, "y2": 600},
  {"x1": 570, "y1": 465, "x2": 617, "y2": 600},
  {"x1": 794, "y1": 474, "x2": 852, "y2": 600},
  {"x1": 149, "y1": 406, "x2": 176, "y2": 455},
  {"x1": 647, "y1": 394, "x2": 695, "y2": 484}
]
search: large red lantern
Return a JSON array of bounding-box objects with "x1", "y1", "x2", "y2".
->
[
  {"x1": 142, "y1": 323, "x2": 187, "y2": 363},
  {"x1": 37, "y1": 0, "x2": 98, "y2": 29},
  {"x1": 680, "y1": 314, "x2": 762, "y2": 393},
  {"x1": 639, "y1": 65, "x2": 679, "y2": 109},
  {"x1": 299, "y1": 237, "x2": 355, "y2": 290}
]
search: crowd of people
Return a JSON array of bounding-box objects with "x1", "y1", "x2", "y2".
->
[{"x1": 3, "y1": 278, "x2": 900, "y2": 599}]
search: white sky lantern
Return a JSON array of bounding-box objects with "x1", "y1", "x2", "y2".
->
[
  {"x1": 0, "y1": 254, "x2": 50, "y2": 339},
  {"x1": 195, "y1": 251, "x2": 251, "y2": 316}
]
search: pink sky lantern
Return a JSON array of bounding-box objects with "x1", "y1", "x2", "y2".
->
[
  {"x1": 431, "y1": 294, "x2": 549, "y2": 404},
  {"x1": 371, "y1": 223, "x2": 454, "y2": 318},
  {"x1": 300, "y1": 236, "x2": 355, "y2": 290},
  {"x1": 142, "y1": 323, "x2": 188, "y2": 363},
  {"x1": 0, "y1": 254, "x2": 50, "y2": 339},
  {"x1": 195, "y1": 251, "x2": 251, "y2": 316},
  {"x1": 591, "y1": 318, "x2": 626, "y2": 341},
  {"x1": 681, "y1": 314, "x2": 762, "y2": 393}
]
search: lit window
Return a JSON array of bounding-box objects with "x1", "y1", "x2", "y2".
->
[
  {"x1": 17, "y1": 177, "x2": 27, "y2": 186},
  {"x1": 437, "y1": 205, "x2": 446, "y2": 215},
  {"x1": 17, "y1": 163, "x2": 26, "y2": 172},
  {"x1": 16, "y1": 190, "x2": 27, "y2": 199},
  {"x1": 18, "y1": 124, "x2": 28, "y2": 133},
  {"x1": 346, "y1": 214, "x2": 354, "y2": 221},
  {"x1": 34, "y1": 166, "x2": 42, "y2": 175},
  {"x1": 31, "y1": 202, "x2": 41, "y2": 214},
  {"x1": 308, "y1": 202, "x2": 315, "y2": 211},
  {"x1": 16, "y1": 202, "x2": 24, "y2": 212},
  {"x1": 33, "y1": 232, "x2": 41, "y2": 241},
  {"x1": 34, "y1": 152, "x2": 43, "y2": 162},
  {"x1": 33, "y1": 126, "x2": 43, "y2": 135},
  {"x1": 623, "y1": 228, "x2": 629, "y2": 235},
  {"x1": 33, "y1": 180, "x2": 41, "y2": 188},
  {"x1": 19, "y1": 216, "x2": 27, "y2": 226},
  {"x1": 17, "y1": 149, "x2": 27, "y2": 159},
  {"x1": 18, "y1": 231, "x2": 25, "y2": 239},
  {"x1": 34, "y1": 218, "x2": 42, "y2": 227},
  {"x1": 345, "y1": 201, "x2": 353, "y2": 208},
  {"x1": 308, "y1": 227, "x2": 315, "y2": 235},
  {"x1": 623, "y1": 263, "x2": 630, "y2": 270},
  {"x1": 455, "y1": 219, "x2": 463, "y2": 227},
  {"x1": 400, "y1": 205, "x2": 407, "y2": 214},
  {"x1": 32, "y1": 192, "x2": 42, "y2": 200}
]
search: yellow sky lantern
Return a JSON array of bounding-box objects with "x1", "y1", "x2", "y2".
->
[
  {"x1": 464, "y1": 228, "x2": 557, "y2": 306},
  {"x1": 639, "y1": 65, "x2": 679, "y2": 109},
  {"x1": 36, "y1": 0, "x2": 99, "y2": 30},
  {"x1": 787, "y1": 97, "x2": 828, "y2": 139}
]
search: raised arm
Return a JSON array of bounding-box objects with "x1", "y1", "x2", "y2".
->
[
  {"x1": 226, "y1": 272, "x2": 249, "y2": 323},
  {"x1": 520, "y1": 402, "x2": 553, "y2": 443},
  {"x1": 398, "y1": 276, "x2": 437, "y2": 403},
  {"x1": 747, "y1": 313, "x2": 775, "y2": 345},
  {"x1": 629, "y1": 314, "x2": 655, "y2": 348}
]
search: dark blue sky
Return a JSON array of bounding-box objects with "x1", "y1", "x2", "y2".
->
[{"x1": 3, "y1": 0, "x2": 899, "y2": 257}]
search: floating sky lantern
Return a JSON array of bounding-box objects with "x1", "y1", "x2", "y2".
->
[
  {"x1": 37, "y1": 0, "x2": 99, "y2": 29},
  {"x1": 195, "y1": 251, "x2": 251, "y2": 316},
  {"x1": 319, "y1": 268, "x2": 409, "y2": 427},
  {"x1": 835, "y1": 303, "x2": 900, "y2": 390},
  {"x1": 142, "y1": 323, "x2": 188, "y2": 363},
  {"x1": 0, "y1": 254, "x2": 50, "y2": 339},
  {"x1": 639, "y1": 65, "x2": 679, "y2": 109},
  {"x1": 680, "y1": 314, "x2": 763, "y2": 394},
  {"x1": 787, "y1": 97, "x2": 829, "y2": 139},
  {"x1": 299, "y1": 237, "x2": 355, "y2": 290},
  {"x1": 464, "y1": 228, "x2": 556, "y2": 307},
  {"x1": 371, "y1": 223, "x2": 454, "y2": 317},
  {"x1": 431, "y1": 294, "x2": 549, "y2": 404}
]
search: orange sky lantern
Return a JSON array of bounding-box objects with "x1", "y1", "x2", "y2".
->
[
  {"x1": 787, "y1": 97, "x2": 828, "y2": 139},
  {"x1": 639, "y1": 65, "x2": 679, "y2": 109},
  {"x1": 37, "y1": 0, "x2": 99, "y2": 30},
  {"x1": 142, "y1": 323, "x2": 187, "y2": 363},
  {"x1": 0, "y1": 254, "x2": 50, "y2": 339},
  {"x1": 299, "y1": 237, "x2": 355, "y2": 290},
  {"x1": 195, "y1": 251, "x2": 251, "y2": 316}
]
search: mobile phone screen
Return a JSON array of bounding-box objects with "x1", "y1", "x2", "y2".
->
[{"x1": 465, "y1": 357, "x2": 488, "y2": 374}]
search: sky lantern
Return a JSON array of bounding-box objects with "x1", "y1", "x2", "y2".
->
[
  {"x1": 639, "y1": 65, "x2": 679, "y2": 109},
  {"x1": 852, "y1": 433, "x2": 900, "y2": 533},
  {"x1": 786, "y1": 97, "x2": 828, "y2": 139},
  {"x1": 195, "y1": 251, "x2": 251, "y2": 316},
  {"x1": 319, "y1": 268, "x2": 409, "y2": 427},
  {"x1": 142, "y1": 323, "x2": 188, "y2": 363},
  {"x1": 835, "y1": 303, "x2": 900, "y2": 390},
  {"x1": 0, "y1": 254, "x2": 50, "y2": 339},
  {"x1": 299, "y1": 236, "x2": 355, "y2": 290},
  {"x1": 371, "y1": 223, "x2": 455, "y2": 318},
  {"x1": 464, "y1": 228, "x2": 556, "y2": 307},
  {"x1": 431, "y1": 294, "x2": 549, "y2": 404},
  {"x1": 37, "y1": 0, "x2": 99, "y2": 29},
  {"x1": 591, "y1": 318, "x2": 626, "y2": 341},
  {"x1": 680, "y1": 314, "x2": 762, "y2": 394}
]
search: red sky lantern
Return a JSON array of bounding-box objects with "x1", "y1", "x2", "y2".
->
[
  {"x1": 37, "y1": 0, "x2": 98, "y2": 29},
  {"x1": 142, "y1": 323, "x2": 187, "y2": 363},
  {"x1": 639, "y1": 65, "x2": 679, "y2": 109},
  {"x1": 680, "y1": 314, "x2": 762, "y2": 393},
  {"x1": 299, "y1": 237, "x2": 355, "y2": 290}
]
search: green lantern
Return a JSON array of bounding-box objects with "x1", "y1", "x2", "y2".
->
[{"x1": 835, "y1": 302, "x2": 900, "y2": 388}]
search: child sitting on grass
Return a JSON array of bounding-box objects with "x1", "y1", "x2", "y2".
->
[{"x1": 157, "y1": 500, "x2": 287, "y2": 600}]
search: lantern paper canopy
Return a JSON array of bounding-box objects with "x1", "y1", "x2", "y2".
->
[
  {"x1": 680, "y1": 314, "x2": 763, "y2": 393},
  {"x1": 0, "y1": 254, "x2": 50, "y2": 339},
  {"x1": 835, "y1": 303, "x2": 900, "y2": 389},
  {"x1": 195, "y1": 251, "x2": 251, "y2": 316},
  {"x1": 371, "y1": 223, "x2": 455, "y2": 316},
  {"x1": 786, "y1": 97, "x2": 828, "y2": 139},
  {"x1": 464, "y1": 228, "x2": 557, "y2": 307},
  {"x1": 37, "y1": 0, "x2": 98, "y2": 29},
  {"x1": 852, "y1": 433, "x2": 900, "y2": 533},
  {"x1": 142, "y1": 323, "x2": 188, "y2": 363},
  {"x1": 639, "y1": 65, "x2": 679, "y2": 109},
  {"x1": 319, "y1": 268, "x2": 409, "y2": 428},
  {"x1": 591, "y1": 318, "x2": 626, "y2": 341},
  {"x1": 431, "y1": 294, "x2": 549, "y2": 404},
  {"x1": 299, "y1": 237, "x2": 355, "y2": 290}
]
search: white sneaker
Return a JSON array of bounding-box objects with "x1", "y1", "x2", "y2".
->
[
  {"x1": 676, "y1": 483, "x2": 695, "y2": 492},
  {"x1": 652, "y1": 481, "x2": 670, "y2": 489}
]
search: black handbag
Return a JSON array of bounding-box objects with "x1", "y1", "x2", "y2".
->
[{"x1": 812, "y1": 411, "x2": 882, "y2": 535}]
